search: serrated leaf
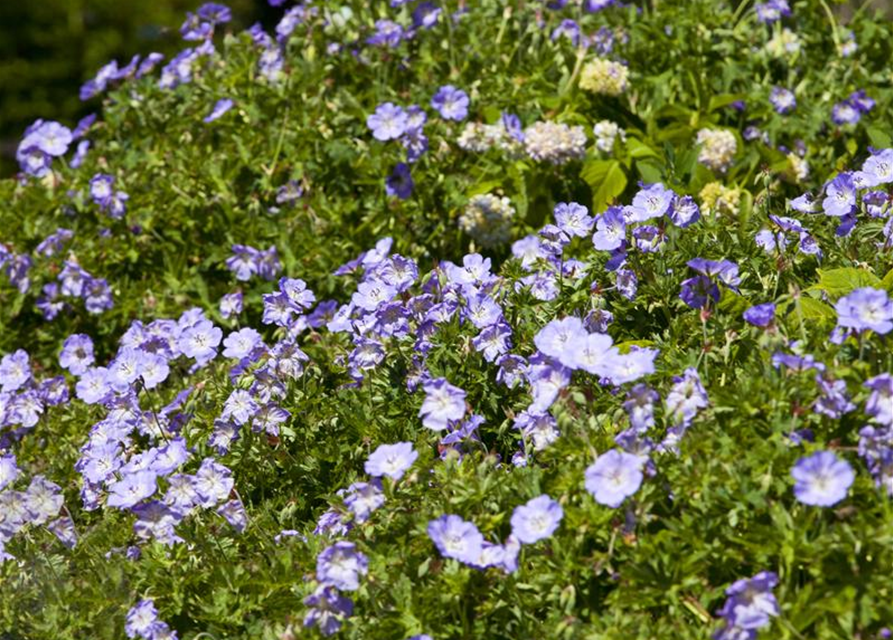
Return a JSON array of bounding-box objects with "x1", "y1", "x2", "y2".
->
[
  {"x1": 798, "y1": 297, "x2": 836, "y2": 321},
  {"x1": 805, "y1": 267, "x2": 882, "y2": 298}
]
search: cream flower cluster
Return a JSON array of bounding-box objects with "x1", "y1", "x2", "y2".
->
[
  {"x1": 593, "y1": 120, "x2": 626, "y2": 153},
  {"x1": 523, "y1": 121, "x2": 587, "y2": 165},
  {"x1": 579, "y1": 58, "x2": 629, "y2": 97},
  {"x1": 459, "y1": 194, "x2": 515, "y2": 248},
  {"x1": 766, "y1": 28, "x2": 801, "y2": 58},
  {"x1": 457, "y1": 123, "x2": 522, "y2": 154},
  {"x1": 696, "y1": 128, "x2": 737, "y2": 173}
]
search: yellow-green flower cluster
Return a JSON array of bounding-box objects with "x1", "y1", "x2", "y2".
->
[
  {"x1": 579, "y1": 58, "x2": 629, "y2": 97},
  {"x1": 459, "y1": 194, "x2": 515, "y2": 248},
  {"x1": 699, "y1": 182, "x2": 742, "y2": 218}
]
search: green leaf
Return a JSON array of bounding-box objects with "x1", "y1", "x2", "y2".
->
[
  {"x1": 881, "y1": 268, "x2": 893, "y2": 294},
  {"x1": 717, "y1": 289, "x2": 748, "y2": 316},
  {"x1": 615, "y1": 339, "x2": 655, "y2": 354},
  {"x1": 805, "y1": 267, "x2": 882, "y2": 298},
  {"x1": 797, "y1": 297, "x2": 836, "y2": 322},
  {"x1": 591, "y1": 161, "x2": 627, "y2": 213},
  {"x1": 866, "y1": 126, "x2": 892, "y2": 149},
  {"x1": 467, "y1": 180, "x2": 504, "y2": 197},
  {"x1": 626, "y1": 138, "x2": 659, "y2": 160},
  {"x1": 707, "y1": 93, "x2": 747, "y2": 113},
  {"x1": 580, "y1": 158, "x2": 614, "y2": 188},
  {"x1": 635, "y1": 159, "x2": 663, "y2": 183}
]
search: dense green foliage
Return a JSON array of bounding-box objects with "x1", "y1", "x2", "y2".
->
[{"x1": 1, "y1": 2, "x2": 892, "y2": 640}]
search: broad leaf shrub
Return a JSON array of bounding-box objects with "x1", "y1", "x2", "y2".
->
[{"x1": 1, "y1": 1, "x2": 893, "y2": 639}]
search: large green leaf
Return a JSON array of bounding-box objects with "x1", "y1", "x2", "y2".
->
[
  {"x1": 580, "y1": 158, "x2": 614, "y2": 188},
  {"x1": 881, "y1": 268, "x2": 893, "y2": 294},
  {"x1": 797, "y1": 297, "x2": 837, "y2": 322},
  {"x1": 626, "y1": 137, "x2": 659, "y2": 160},
  {"x1": 467, "y1": 180, "x2": 504, "y2": 197},
  {"x1": 805, "y1": 267, "x2": 882, "y2": 299},
  {"x1": 866, "y1": 126, "x2": 892, "y2": 149},
  {"x1": 707, "y1": 93, "x2": 747, "y2": 113},
  {"x1": 636, "y1": 159, "x2": 663, "y2": 183},
  {"x1": 591, "y1": 161, "x2": 627, "y2": 213},
  {"x1": 581, "y1": 158, "x2": 628, "y2": 211}
]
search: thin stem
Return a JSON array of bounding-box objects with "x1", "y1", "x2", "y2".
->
[{"x1": 817, "y1": 0, "x2": 842, "y2": 56}]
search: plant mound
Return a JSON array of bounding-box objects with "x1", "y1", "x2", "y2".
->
[{"x1": 1, "y1": 1, "x2": 893, "y2": 639}]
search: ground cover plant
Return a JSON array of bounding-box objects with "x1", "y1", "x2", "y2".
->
[{"x1": 1, "y1": 1, "x2": 892, "y2": 639}]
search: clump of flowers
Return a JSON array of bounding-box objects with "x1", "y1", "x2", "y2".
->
[
  {"x1": 579, "y1": 57, "x2": 629, "y2": 96},
  {"x1": 791, "y1": 451, "x2": 854, "y2": 506},
  {"x1": 584, "y1": 449, "x2": 644, "y2": 507},
  {"x1": 765, "y1": 27, "x2": 801, "y2": 58},
  {"x1": 457, "y1": 122, "x2": 522, "y2": 155},
  {"x1": 16, "y1": 120, "x2": 73, "y2": 178},
  {"x1": 303, "y1": 585, "x2": 353, "y2": 637},
  {"x1": 786, "y1": 152, "x2": 810, "y2": 183},
  {"x1": 696, "y1": 129, "x2": 737, "y2": 173},
  {"x1": 755, "y1": 0, "x2": 791, "y2": 24},
  {"x1": 523, "y1": 121, "x2": 587, "y2": 165},
  {"x1": 699, "y1": 182, "x2": 742, "y2": 218},
  {"x1": 427, "y1": 514, "x2": 484, "y2": 564},
  {"x1": 679, "y1": 258, "x2": 740, "y2": 310},
  {"x1": 509, "y1": 494, "x2": 563, "y2": 544},
  {"x1": 225, "y1": 244, "x2": 282, "y2": 282},
  {"x1": 0, "y1": 458, "x2": 69, "y2": 560},
  {"x1": 89, "y1": 173, "x2": 130, "y2": 219},
  {"x1": 459, "y1": 194, "x2": 515, "y2": 248},
  {"x1": 713, "y1": 571, "x2": 780, "y2": 639},
  {"x1": 593, "y1": 120, "x2": 625, "y2": 153},
  {"x1": 832, "y1": 287, "x2": 893, "y2": 342},
  {"x1": 431, "y1": 85, "x2": 470, "y2": 122},
  {"x1": 832, "y1": 90, "x2": 875, "y2": 126},
  {"x1": 42, "y1": 259, "x2": 114, "y2": 317},
  {"x1": 769, "y1": 86, "x2": 796, "y2": 114},
  {"x1": 125, "y1": 598, "x2": 177, "y2": 640}
]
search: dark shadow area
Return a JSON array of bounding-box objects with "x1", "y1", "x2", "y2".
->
[{"x1": 0, "y1": 0, "x2": 276, "y2": 177}]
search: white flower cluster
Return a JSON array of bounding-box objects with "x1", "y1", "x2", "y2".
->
[
  {"x1": 696, "y1": 128, "x2": 737, "y2": 173},
  {"x1": 593, "y1": 120, "x2": 626, "y2": 153},
  {"x1": 457, "y1": 123, "x2": 521, "y2": 154},
  {"x1": 579, "y1": 58, "x2": 629, "y2": 96},
  {"x1": 523, "y1": 121, "x2": 587, "y2": 165},
  {"x1": 788, "y1": 152, "x2": 810, "y2": 183},
  {"x1": 765, "y1": 28, "x2": 801, "y2": 58},
  {"x1": 459, "y1": 194, "x2": 515, "y2": 248}
]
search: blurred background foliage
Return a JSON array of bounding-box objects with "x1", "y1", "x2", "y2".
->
[
  {"x1": 0, "y1": 0, "x2": 274, "y2": 176},
  {"x1": 0, "y1": 0, "x2": 889, "y2": 177}
]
